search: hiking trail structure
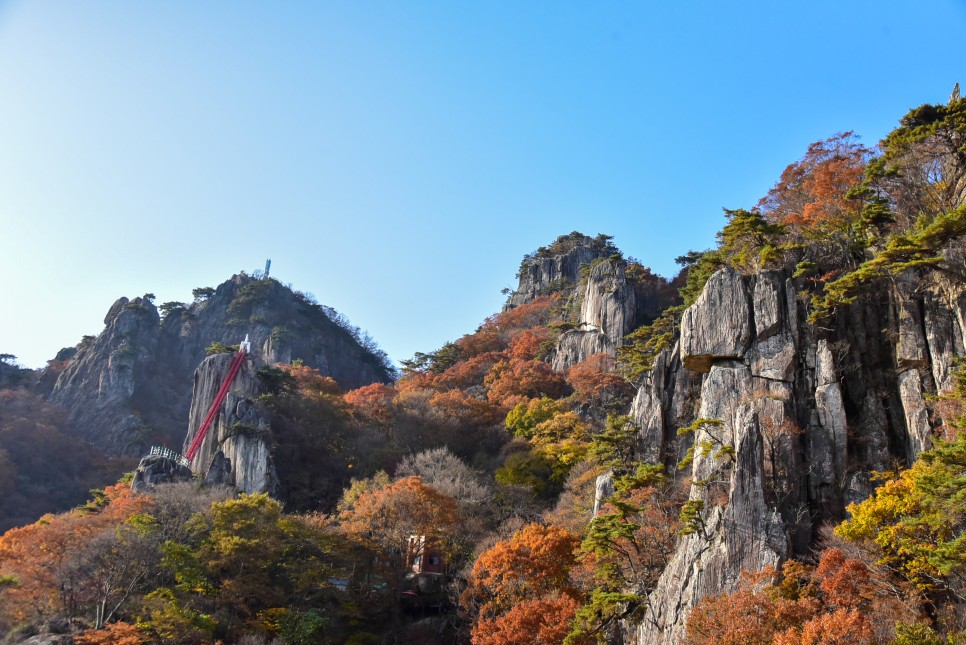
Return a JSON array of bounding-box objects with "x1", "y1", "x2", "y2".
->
[
  {"x1": 133, "y1": 335, "x2": 278, "y2": 495},
  {"x1": 183, "y1": 335, "x2": 251, "y2": 462}
]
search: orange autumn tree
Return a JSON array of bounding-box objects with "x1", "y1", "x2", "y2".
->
[
  {"x1": 366, "y1": 296, "x2": 564, "y2": 470},
  {"x1": 0, "y1": 483, "x2": 151, "y2": 631},
  {"x1": 484, "y1": 358, "x2": 570, "y2": 408},
  {"x1": 339, "y1": 476, "x2": 459, "y2": 609},
  {"x1": 752, "y1": 132, "x2": 879, "y2": 308},
  {"x1": 685, "y1": 563, "x2": 821, "y2": 645},
  {"x1": 464, "y1": 523, "x2": 582, "y2": 644},
  {"x1": 343, "y1": 382, "x2": 397, "y2": 428},
  {"x1": 431, "y1": 352, "x2": 506, "y2": 391},
  {"x1": 566, "y1": 353, "x2": 633, "y2": 413},
  {"x1": 489, "y1": 295, "x2": 557, "y2": 343},
  {"x1": 507, "y1": 328, "x2": 552, "y2": 360},
  {"x1": 340, "y1": 476, "x2": 459, "y2": 556},
  {"x1": 398, "y1": 295, "x2": 556, "y2": 378},
  {"x1": 386, "y1": 386, "x2": 504, "y2": 460},
  {"x1": 428, "y1": 388, "x2": 505, "y2": 428},
  {"x1": 74, "y1": 621, "x2": 148, "y2": 645},
  {"x1": 282, "y1": 362, "x2": 344, "y2": 397},
  {"x1": 473, "y1": 596, "x2": 581, "y2": 645},
  {"x1": 757, "y1": 131, "x2": 871, "y2": 230}
]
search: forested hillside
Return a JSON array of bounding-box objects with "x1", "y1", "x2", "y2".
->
[{"x1": 2, "y1": 93, "x2": 966, "y2": 644}]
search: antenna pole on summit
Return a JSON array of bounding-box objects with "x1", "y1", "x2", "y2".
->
[{"x1": 264, "y1": 259, "x2": 271, "y2": 279}]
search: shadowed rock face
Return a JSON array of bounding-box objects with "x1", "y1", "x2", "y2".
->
[
  {"x1": 630, "y1": 262, "x2": 966, "y2": 643},
  {"x1": 49, "y1": 296, "x2": 163, "y2": 455},
  {"x1": 130, "y1": 455, "x2": 193, "y2": 492},
  {"x1": 48, "y1": 274, "x2": 393, "y2": 456}
]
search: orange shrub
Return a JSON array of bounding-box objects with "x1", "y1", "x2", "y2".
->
[
  {"x1": 507, "y1": 328, "x2": 551, "y2": 360},
  {"x1": 485, "y1": 359, "x2": 569, "y2": 407},
  {"x1": 344, "y1": 383, "x2": 397, "y2": 426},
  {"x1": 74, "y1": 622, "x2": 148, "y2": 645},
  {"x1": 472, "y1": 595, "x2": 579, "y2": 645}
]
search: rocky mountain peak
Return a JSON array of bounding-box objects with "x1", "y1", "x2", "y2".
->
[
  {"x1": 505, "y1": 232, "x2": 619, "y2": 308},
  {"x1": 47, "y1": 273, "x2": 393, "y2": 456}
]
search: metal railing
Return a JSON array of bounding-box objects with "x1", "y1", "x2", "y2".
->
[{"x1": 149, "y1": 445, "x2": 191, "y2": 469}]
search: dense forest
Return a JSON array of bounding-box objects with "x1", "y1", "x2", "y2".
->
[{"x1": 2, "y1": 92, "x2": 966, "y2": 644}]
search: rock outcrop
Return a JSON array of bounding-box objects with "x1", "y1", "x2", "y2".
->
[
  {"x1": 183, "y1": 352, "x2": 278, "y2": 496},
  {"x1": 49, "y1": 296, "x2": 163, "y2": 453},
  {"x1": 508, "y1": 233, "x2": 680, "y2": 373},
  {"x1": 552, "y1": 257, "x2": 637, "y2": 371},
  {"x1": 630, "y1": 263, "x2": 966, "y2": 642},
  {"x1": 130, "y1": 453, "x2": 193, "y2": 492},
  {"x1": 592, "y1": 471, "x2": 615, "y2": 517},
  {"x1": 505, "y1": 232, "x2": 618, "y2": 309},
  {"x1": 48, "y1": 274, "x2": 393, "y2": 455},
  {"x1": 679, "y1": 268, "x2": 752, "y2": 372}
]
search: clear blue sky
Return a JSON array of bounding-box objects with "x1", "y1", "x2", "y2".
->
[{"x1": 1, "y1": 1, "x2": 964, "y2": 369}]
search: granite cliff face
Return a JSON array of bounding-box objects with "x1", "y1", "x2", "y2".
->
[
  {"x1": 183, "y1": 352, "x2": 278, "y2": 495},
  {"x1": 505, "y1": 232, "x2": 617, "y2": 309},
  {"x1": 48, "y1": 274, "x2": 393, "y2": 456},
  {"x1": 629, "y1": 258, "x2": 966, "y2": 643},
  {"x1": 552, "y1": 257, "x2": 637, "y2": 371},
  {"x1": 508, "y1": 230, "x2": 965, "y2": 641}
]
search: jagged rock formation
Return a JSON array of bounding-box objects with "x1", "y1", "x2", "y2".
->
[
  {"x1": 505, "y1": 232, "x2": 618, "y2": 309},
  {"x1": 552, "y1": 257, "x2": 637, "y2": 370},
  {"x1": 501, "y1": 226, "x2": 965, "y2": 641},
  {"x1": 679, "y1": 268, "x2": 752, "y2": 372},
  {"x1": 49, "y1": 296, "x2": 164, "y2": 454},
  {"x1": 183, "y1": 352, "x2": 278, "y2": 495},
  {"x1": 47, "y1": 274, "x2": 393, "y2": 455},
  {"x1": 630, "y1": 261, "x2": 966, "y2": 643},
  {"x1": 507, "y1": 233, "x2": 680, "y2": 373}
]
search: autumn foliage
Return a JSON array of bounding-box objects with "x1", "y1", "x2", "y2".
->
[
  {"x1": 465, "y1": 523, "x2": 581, "y2": 614},
  {"x1": 685, "y1": 549, "x2": 920, "y2": 645},
  {"x1": 0, "y1": 390, "x2": 130, "y2": 532},
  {"x1": 472, "y1": 595, "x2": 580, "y2": 645},
  {"x1": 485, "y1": 358, "x2": 570, "y2": 407},
  {"x1": 0, "y1": 483, "x2": 151, "y2": 628},
  {"x1": 566, "y1": 353, "x2": 633, "y2": 410},
  {"x1": 73, "y1": 621, "x2": 148, "y2": 645},
  {"x1": 339, "y1": 476, "x2": 459, "y2": 554},
  {"x1": 343, "y1": 382, "x2": 397, "y2": 426},
  {"x1": 836, "y1": 429, "x2": 966, "y2": 594},
  {"x1": 757, "y1": 131, "x2": 870, "y2": 229}
]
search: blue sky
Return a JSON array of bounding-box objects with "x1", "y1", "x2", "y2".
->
[{"x1": 1, "y1": 1, "x2": 964, "y2": 369}]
